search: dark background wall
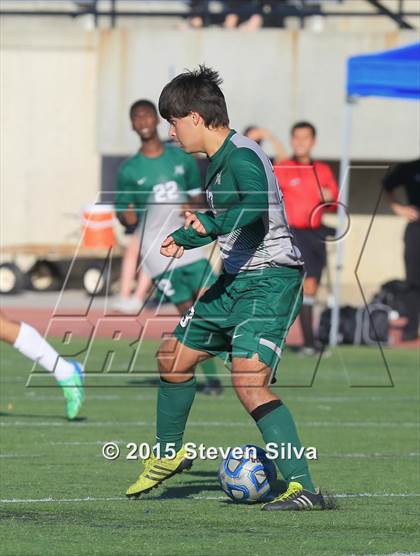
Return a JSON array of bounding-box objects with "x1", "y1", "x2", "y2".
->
[{"x1": 101, "y1": 155, "x2": 403, "y2": 216}]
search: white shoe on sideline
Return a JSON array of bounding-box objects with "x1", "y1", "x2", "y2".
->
[{"x1": 111, "y1": 296, "x2": 143, "y2": 314}]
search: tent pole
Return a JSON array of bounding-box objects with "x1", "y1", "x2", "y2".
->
[{"x1": 329, "y1": 97, "x2": 355, "y2": 346}]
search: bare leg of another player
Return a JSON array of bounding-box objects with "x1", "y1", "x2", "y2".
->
[
  {"x1": 112, "y1": 232, "x2": 152, "y2": 313},
  {"x1": 0, "y1": 311, "x2": 84, "y2": 420},
  {"x1": 133, "y1": 269, "x2": 152, "y2": 306}
]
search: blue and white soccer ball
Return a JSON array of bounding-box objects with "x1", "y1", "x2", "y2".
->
[{"x1": 218, "y1": 445, "x2": 277, "y2": 503}]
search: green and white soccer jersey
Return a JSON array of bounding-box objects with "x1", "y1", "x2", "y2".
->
[
  {"x1": 115, "y1": 145, "x2": 207, "y2": 279},
  {"x1": 171, "y1": 130, "x2": 303, "y2": 273},
  {"x1": 170, "y1": 131, "x2": 304, "y2": 372}
]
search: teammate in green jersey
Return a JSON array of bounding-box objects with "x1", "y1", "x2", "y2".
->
[
  {"x1": 115, "y1": 99, "x2": 222, "y2": 395},
  {"x1": 125, "y1": 68, "x2": 331, "y2": 512}
]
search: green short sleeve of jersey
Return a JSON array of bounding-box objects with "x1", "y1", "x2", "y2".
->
[
  {"x1": 170, "y1": 147, "x2": 268, "y2": 247},
  {"x1": 114, "y1": 166, "x2": 137, "y2": 210},
  {"x1": 201, "y1": 148, "x2": 268, "y2": 235}
]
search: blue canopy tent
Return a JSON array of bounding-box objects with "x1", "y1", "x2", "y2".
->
[
  {"x1": 329, "y1": 42, "x2": 420, "y2": 345},
  {"x1": 347, "y1": 42, "x2": 420, "y2": 100}
]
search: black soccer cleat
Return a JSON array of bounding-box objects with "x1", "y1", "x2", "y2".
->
[{"x1": 261, "y1": 481, "x2": 328, "y2": 511}]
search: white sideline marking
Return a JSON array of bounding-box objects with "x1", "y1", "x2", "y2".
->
[
  {"x1": 305, "y1": 421, "x2": 418, "y2": 428},
  {"x1": 324, "y1": 452, "x2": 419, "y2": 459},
  {"x1": 335, "y1": 493, "x2": 420, "y2": 498},
  {"x1": 18, "y1": 393, "x2": 125, "y2": 401},
  {"x1": 22, "y1": 394, "x2": 130, "y2": 402},
  {"x1": 8, "y1": 393, "x2": 419, "y2": 404},
  {"x1": 291, "y1": 396, "x2": 419, "y2": 403},
  {"x1": 0, "y1": 454, "x2": 42, "y2": 458},
  {"x1": 43, "y1": 443, "x2": 420, "y2": 458},
  {"x1": 49, "y1": 440, "x2": 122, "y2": 446},
  {"x1": 2, "y1": 446, "x2": 417, "y2": 460},
  {"x1": 6, "y1": 391, "x2": 420, "y2": 403},
  {"x1": 4, "y1": 443, "x2": 417, "y2": 460},
  {"x1": 1, "y1": 493, "x2": 420, "y2": 504},
  {"x1": 0, "y1": 496, "x2": 125, "y2": 504},
  {"x1": 362, "y1": 553, "x2": 420, "y2": 556},
  {"x1": 0, "y1": 420, "x2": 418, "y2": 428}
]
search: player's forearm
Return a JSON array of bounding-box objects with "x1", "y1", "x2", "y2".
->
[
  {"x1": 196, "y1": 198, "x2": 267, "y2": 236},
  {"x1": 171, "y1": 226, "x2": 216, "y2": 249},
  {"x1": 321, "y1": 186, "x2": 336, "y2": 203},
  {"x1": 385, "y1": 191, "x2": 399, "y2": 210},
  {"x1": 386, "y1": 192, "x2": 403, "y2": 216},
  {"x1": 269, "y1": 135, "x2": 288, "y2": 164}
]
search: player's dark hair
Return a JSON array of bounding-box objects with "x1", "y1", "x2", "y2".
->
[
  {"x1": 129, "y1": 99, "x2": 158, "y2": 120},
  {"x1": 291, "y1": 121, "x2": 317, "y2": 137},
  {"x1": 159, "y1": 65, "x2": 229, "y2": 127}
]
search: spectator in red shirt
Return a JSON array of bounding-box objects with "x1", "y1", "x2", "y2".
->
[{"x1": 275, "y1": 121, "x2": 339, "y2": 354}]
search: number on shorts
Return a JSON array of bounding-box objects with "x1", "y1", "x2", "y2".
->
[
  {"x1": 180, "y1": 306, "x2": 195, "y2": 328},
  {"x1": 157, "y1": 278, "x2": 175, "y2": 296}
]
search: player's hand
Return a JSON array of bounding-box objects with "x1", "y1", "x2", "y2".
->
[
  {"x1": 246, "y1": 127, "x2": 271, "y2": 142},
  {"x1": 184, "y1": 211, "x2": 207, "y2": 235},
  {"x1": 160, "y1": 235, "x2": 184, "y2": 258},
  {"x1": 123, "y1": 204, "x2": 138, "y2": 226},
  {"x1": 391, "y1": 203, "x2": 419, "y2": 222}
]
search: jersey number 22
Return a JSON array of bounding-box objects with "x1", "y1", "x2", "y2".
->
[{"x1": 153, "y1": 181, "x2": 178, "y2": 202}]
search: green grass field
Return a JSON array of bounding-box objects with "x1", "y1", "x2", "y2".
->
[{"x1": 0, "y1": 339, "x2": 419, "y2": 555}]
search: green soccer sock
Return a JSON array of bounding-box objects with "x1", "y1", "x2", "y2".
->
[
  {"x1": 156, "y1": 377, "x2": 196, "y2": 457},
  {"x1": 199, "y1": 358, "x2": 218, "y2": 382},
  {"x1": 256, "y1": 404, "x2": 316, "y2": 492}
]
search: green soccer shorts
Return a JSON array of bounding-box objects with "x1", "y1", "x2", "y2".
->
[
  {"x1": 155, "y1": 259, "x2": 218, "y2": 306},
  {"x1": 174, "y1": 266, "x2": 303, "y2": 375}
]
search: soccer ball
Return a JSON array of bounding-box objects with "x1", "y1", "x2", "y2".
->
[{"x1": 218, "y1": 444, "x2": 277, "y2": 503}]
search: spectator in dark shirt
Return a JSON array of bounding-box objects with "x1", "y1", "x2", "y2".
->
[
  {"x1": 186, "y1": 1, "x2": 263, "y2": 29},
  {"x1": 223, "y1": 0, "x2": 263, "y2": 29},
  {"x1": 384, "y1": 159, "x2": 420, "y2": 341}
]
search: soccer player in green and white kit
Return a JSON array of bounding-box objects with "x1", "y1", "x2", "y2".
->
[
  {"x1": 0, "y1": 311, "x2": 83, "y2": 420},
  {"x1": 115, "y1": 99, "x2": 222, "y2": 394},
  {"x1": 126, "y1": 69, "x2": 328, "y2": 511}
]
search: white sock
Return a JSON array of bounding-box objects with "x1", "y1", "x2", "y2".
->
[{"x1": 13, "y1": 322, "x2": 75, "y2": 381}]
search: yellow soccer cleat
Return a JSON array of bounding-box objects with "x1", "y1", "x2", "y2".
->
[{"x1": 126, "y1": 446, "x2": 193, "y2": 499}]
